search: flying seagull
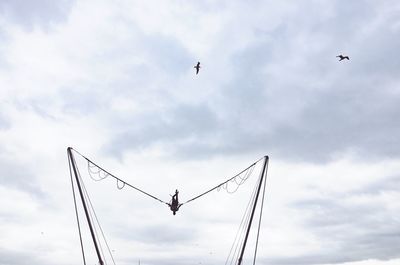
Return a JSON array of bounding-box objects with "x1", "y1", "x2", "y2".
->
[
  {"x1": 336, "y1": 55, "x2": 350, "y2": 61},
  {"x1": 194, "y1": 61, "x2": 201, "y2": 74}
]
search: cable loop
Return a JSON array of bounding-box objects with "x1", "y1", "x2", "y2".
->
[
  {"x1": 116, "y1": 179, "x2": 125, "y2": 190},
  {"x1": 88, "y1": 161, "x2": 109, "y2": 181}
]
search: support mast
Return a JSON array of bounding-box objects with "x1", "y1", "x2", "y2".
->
[
  {"x1": 68, "y1": 147, "x2": 104, "y2": 265},
  {"x1": 237, "y1": 156, "x2": 269, "y2": 265}
]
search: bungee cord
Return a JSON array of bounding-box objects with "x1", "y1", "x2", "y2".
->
[
  {"x1": 88, "y1": 161, "x2": 109, "y2": 181},
  {"x1": 71, "y1": 147, "x2": 264, "y2": 210},
  {"x1": 71, "y1": 148, "x2": 168, "y2": 205},
  {"x1": 116, "y1": 179, "x2": 125, "y2": 190},
  {"x1": 216, "y1": 163, "x2": 255, "y2": 194},
  {"x1": 182, "y1": 156, "x2": 264, "y2": 205}
]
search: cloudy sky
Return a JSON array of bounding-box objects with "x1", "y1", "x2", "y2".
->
[{"x1": 1, "y1": 0, "x2": 400, "y2": 264}]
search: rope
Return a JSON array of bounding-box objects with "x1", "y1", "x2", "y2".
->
[
  {"x1": 68, "y1": 152, "x2": 87, "y2": 265},
  {"x1": 78, "y1": 167, "x2": 116, "y2": 265},
  {"x1": 71, "y1": 147, "x2": 266, "y2": 222},
  {"x1": 71, "y1": 148, "x2": 168, "y2": 205},
  {"x1": 183, "y1": 157, "x2": 264, "y2": 205},
  {"x1": 235, "y1": 172, "x2": 261, "y2": 265},
  {"x1": 88, "y1": 161, "x2": 109, "y2": 181},
  {"x1": 252, "y1": 159, "x2": 268, "y2": 265},
  {"x1": 117, "y1": 179, "x2": 125, "y2": 190},
  {"x1": 225, "y1": 198, "x2": 249, "y2": 265},
  {"x1": 224, "y1": 165, "x2": 255, "y2": 194},
  {"x1": 236, "y1": 156, "x2": 268, "y2": 265},
  {"x1": 75, "y1": 152, "x2": 107, "y2": 263},
  {"x1": 225, "y1": 174, "x2": 259, "y2": 265}
]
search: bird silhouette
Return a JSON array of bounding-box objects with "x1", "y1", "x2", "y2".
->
[
  {"x1": 336, "y1": 55, "x2": 350, "y2": 61},
  {"x1": 194, "y1": 62, "x2": 201, "y2": 74}
]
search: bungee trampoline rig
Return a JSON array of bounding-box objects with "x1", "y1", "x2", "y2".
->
[{"x1": 67, "y1": 147, "x2": 269, "y2": 265}]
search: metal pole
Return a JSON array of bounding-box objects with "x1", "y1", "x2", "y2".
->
[
  {"x1": 237, "y1": 156, "x2": 269, "y2": 265},
  {"x1": 68, "y1": 147, "x2": 104, "y2": 265}
]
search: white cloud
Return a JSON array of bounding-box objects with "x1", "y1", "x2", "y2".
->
[{"x1": 0, "y1": 1, "x2": 399, "y2": 264}]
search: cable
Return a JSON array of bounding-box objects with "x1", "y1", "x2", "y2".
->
[
  {"x1": 234, "y1": 185, "x2": 258, "y2": 265},
  {"x1": 183, "y1": 157, "x2": 264, "y2": 205},
  {"x1": 71, "y1": 147, "x2": 266, "y2": 224},
  {"x1": 225, "y1": 165, "x2": 255, "y2": 194},
  {"x1": 77, "y1": 160, "x2": 116, "y2": 265},
  {"x1": 236, "y1": 156, "x2": 269, "y2": 265},
  {"x1": 225, "y1": 169, "x2": 260, "y2": 265},
  {"x1": 68, "y1": 148, "x2": 105, "y2": 265},
  {"x1": 252, "y1": 159, "x2": 268, "y2": 265},
  {"x1": 225, "y1": 194, "x2": 251, "y2": 265},
  {"x1": 68, "y1": 152, "x2": 87, "y2": 265},
  {"x1": 71, "y1": 148, "x2": 168, "y2": 205},
  {"x1": 88, "y1": 161, "x2": 109, "y2": 181},
  {"x1": 116, "y1": 179, "x2": 125, "y2": 190},
  {"x1": 234, "y1": 172, "x2": 261, "y2": 265}
]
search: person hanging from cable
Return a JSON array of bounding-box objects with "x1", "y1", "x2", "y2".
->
[{"x1": 168, "y1": 189, "x2": 182, "y2": 215}]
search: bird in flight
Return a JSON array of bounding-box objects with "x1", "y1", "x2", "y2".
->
[
  {"x1": 336, "y1": 55, "x2": 350, "y2": 61},
  {"x1": 194, "y1": 61, "x2": 201, "y2": 74}
]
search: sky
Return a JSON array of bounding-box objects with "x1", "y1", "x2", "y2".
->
[{"x1": 0, "y1": 0, "x2": 400, "y2": 264}]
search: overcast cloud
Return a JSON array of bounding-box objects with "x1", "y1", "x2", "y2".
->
[{"x1": 0, "y1": 1, "x2": 399, "y2": 265}]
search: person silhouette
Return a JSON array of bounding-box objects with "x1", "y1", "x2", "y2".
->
[{"x1": 168, "y1": 189, "x2": 182, "y2": 215}]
